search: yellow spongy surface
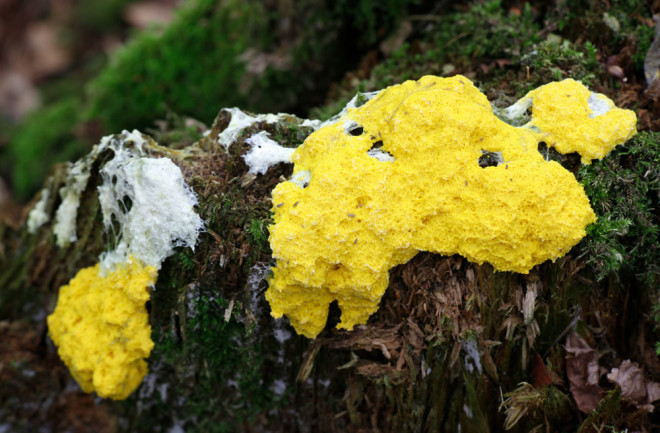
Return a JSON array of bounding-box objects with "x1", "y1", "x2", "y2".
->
[
  {"x1": 266, "y1": 75, "x2": 636, "y2": 339},
  {"x1": 523, "y1": 79, "x2": 637, "y2": 163},
  {"x1": 47, "y1": 259, "x2": 156, "y2": 399}
]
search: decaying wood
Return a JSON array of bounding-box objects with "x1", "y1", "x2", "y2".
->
[{"x1": 1, "y1": 108, "x2": 658, "y2": 433}]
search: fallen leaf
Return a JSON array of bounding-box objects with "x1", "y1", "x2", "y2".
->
[
  {"x1": 0, "y1": 70, "x2": 40, "y2": 121},
  {"x1": 644, "y1": 15, "x2": 660, "y2": 90},
  {"x1": 25, "y1": 23, "x2": 71, "y2": 79},
  {"x1": 606, "y1": 359, "x2": 660, "y2": 412},
  {"x1": 607, "y1": 360, "x2": 646, "y2": 400},
  {"x1": 647, "y1": 382, "x2": 660, "y2": 402},
  {"x1": 607, "y1": 64, "x2": 625, "y2": 79},
  {"x1": 565, "y1": 331, "x2": 603, "y2": 413},
  {"x1": 124, "y1": 1, "x2": 175, "y2": 29},
  {"x1": 532, "y1": 353, "x2": 552, "y2": 388}
]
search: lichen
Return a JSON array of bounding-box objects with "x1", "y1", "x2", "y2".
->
[{"x1": 266, "y1": 75, "x2": 636, "y2": 338}]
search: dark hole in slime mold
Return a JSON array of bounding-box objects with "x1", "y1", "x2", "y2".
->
[
  {"x1": 478, "y1": 150, "x2": 503, "y2": 168},
  {"x1": 119, "y1": 195, "x2": 133, "y2": 213},
  {"x1": 347, "y1": 125, "x2": 364, "y2": 136},
  {"x1": 537, "y1": 141, "x2": 581, "y2": 170},
  {"x1": 109, "y1": 212, "x2": 121, "y2": 241},
  {"x1": 367, "y1": 140, "x2": 394, "y2": 161},
  {"x1": 323, "y1": 300, "x2": 342, "y2": 333},
  {"x1": 537, "y1": 141, "x2": 551, "y2": 161}
]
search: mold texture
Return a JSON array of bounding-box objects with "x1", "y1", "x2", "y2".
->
[
  {"x1": 266, "y1": 75, "x2": 637, "y2": 338},
  {"x1": 47, "y1": 259, "x2": 156, "y2": 400},
  {"x1": 506, "y1": 79, "x2": 637, "y2": 163},
  {"x1": 47, "y1": 131, "x2": 203, "y2": 399}
]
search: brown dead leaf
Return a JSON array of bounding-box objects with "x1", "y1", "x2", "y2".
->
[
  {"x1": 479, "y1": 63, "x2": 493, "y2": 74},
  {"x1": 644, "y1": 15, "x2": 660, "y2": 90},
  {"x1": 648, "y1": 381, "x2": 660, "y2": 402},
  {"x1": 607, "y1": 64, "x2": 625, "y2": 79},
  {"x1": 355, "y1": 362, "x2": 409, "y2": 386},
  {"x1": 532, "y1": 353, "x2": 552, "y2": 388},
  {"x1": 296, "y1": 340, "x2": 322, "y2": 383},
  {"x1": 123, "y1": 1, "x2": 176, "y2": 29},
  {"x1": 565, "y1": 331, "x2": 603, "y2": 413},
  {"x1": 481, "y1": 341, "x2": 499, "y2": 381},
  {"x1": 607, "y1": 360, "x2": 646, "y2": 400},
  {"x1": 0, "y1": 70, "x2": 40, "y2": 121},
  {"x1": 25, "y1": 22, "x2": 71, "y2": 80},
  {"x1": 607, "y1": 359, "x2": 660, "y2": 412},
  {"x1": 616, "y1": 84, "x2": 644, "y2": 106},
  {"x1": 645, "y1": 77, "x2": 660, "y2": 100}
]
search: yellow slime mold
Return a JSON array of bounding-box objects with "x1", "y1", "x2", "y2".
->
[
  {"x1": 47, "y1": 258, "x2": 156, "y2": 400},
  {"x1": 266, "y1": 75, "x2": 637, "y2": 338},
  {"x1": 514, "y1": 79, "x2": 637, "y2": 163}
]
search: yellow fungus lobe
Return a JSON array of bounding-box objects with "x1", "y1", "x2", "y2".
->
[
  {"x1": 519, "y1": 79, "x2": 637, "y2": 163},
  {"x1": 266, "y1": 75, "x2": 637, "y2": 338},
  {"x1": 47, "y1": 258, "x2": 156, "y2": 400}
]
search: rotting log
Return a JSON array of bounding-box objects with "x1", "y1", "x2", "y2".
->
[{"x1": 1, "y1": 107, "x2": 659, "y2": 433}]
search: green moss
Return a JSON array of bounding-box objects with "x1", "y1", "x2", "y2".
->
[
  {"x1": 311, "y1": 0, "x2": 542, "y2": 118},
  {"x1": 436, "y1": 1, "x2": 538, "y2": 60},
  {"x1": 86, "y1": 0, "x2": 260, "y2": 133},
  {"x1": 577, "y1": 132, "x2": 659, "y2": 286},
  {"x1": 144, "y1": 110, "x2": 204, "y2": 149},
  {"x1": 578, "y1": 386, "x2": 622, "y2": 433},
  {"x1": 246, "y1": 217, "x2": 271, "y2": 254},
  {"x1": 334, "y1": 0, "x2": 419, "y2": 44},
  {"x1": 8, "y1": 97, "x2": 87, "y2": 200},
  {"x1": 268, "y1": 121, "x2": 313, "y2": 148},
  {"x1": 551, "y1": 0, "x2": 655, "y2": 70},
  {"x1": 6, "y1": 0, "x2": 426, "y2": 200},
  {"x1": 183, "y1": 295, "x2": 277, "y2": 430},
  {"x1": 85, "y1": 0, "x2": 425, "y2": 135},
  {"x1": 121, "y1": 291, "x2": 284, "y2": 432},
  {"x1": 72, "y1": 0, "x2": 137, "y2": 34},
  {"x1": 518, "y1": 37, "x2": 599, "y2": 88}
]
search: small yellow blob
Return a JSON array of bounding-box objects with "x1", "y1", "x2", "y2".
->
[
  {"x1": 47, "y1": 258, "x2": 156, "y2": 400},
  {"x1": 266, "y1": 75, "x2": 637, "y2": 338},
  {"x1": 519, "y1": 79, "x2": 637, "y2": 163}
]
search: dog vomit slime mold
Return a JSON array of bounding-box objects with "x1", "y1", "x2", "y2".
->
[
  {"x1": 505, "y1": 78, "x2": 637, "y2": 163},
  {"x1": 266, "y1": 75, "x2": 637, "y2": 338},
  {"x1": 47, "y1": 259, "x2": 156, "y2": 400},
  {"x1": 47, "y1": 131, "x2": 203, "y2": 399}
]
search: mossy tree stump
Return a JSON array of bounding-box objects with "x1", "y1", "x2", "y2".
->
[{"x1": 1, "y1": 107, "x2": 659, "y2": 432}]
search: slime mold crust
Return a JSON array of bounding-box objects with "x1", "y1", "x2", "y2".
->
[
  {"x1": 47, "y1": 259, "x2": 156, "y2": 400},
  {"x1": 266, "y1": 75, "x2": 637, "y2": 339},
  {"x1": 507, "y1": 79, "x2": 637, "y2": 163},
  {"x1": 46, "y1": 131, "x2": 204, "y2": 399}
]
